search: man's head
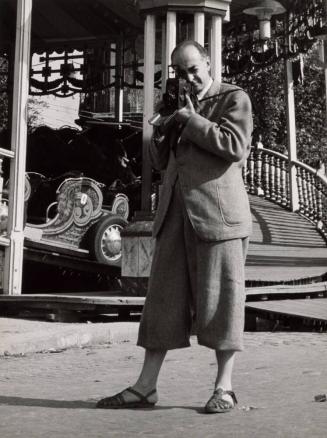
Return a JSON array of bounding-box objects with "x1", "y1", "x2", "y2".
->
[{"x1": 171, "y1": 40, "x2": 211, "y2": 95}]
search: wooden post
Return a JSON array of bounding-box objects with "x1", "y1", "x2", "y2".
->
[
  {"x1": 3, "y1": 0, "x2": 32, "y2": 295},
  {"x1": 114, "y1": 39, "x2": 124, "y2": 122},
  {"x1": 284, "y1": 44, "x2": 299, "y2": 211},
  {"x1": 121, "y1": 13, "x2": 157, "y2": 286},
  {"x1": 161, "y1": 19, "x2": 167, "y2": 93},
  {"x1": 210, "y1": 15, "x2": 222, "y2": 81},
  {"x1": 141, "y1": 14, "x2": 156, "y2": 212},
  {"x1": 166, "y1": 11, "x2": 177, "y2": 78},
  {"x1": 109, "y1": 42, "x2": 116, "y2": 113},
  {"x1": 194, "y1": 12, "x2": 205, "y2": 46}
]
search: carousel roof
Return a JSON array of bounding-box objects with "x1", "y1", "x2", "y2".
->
[
  {"x1": 0, "y1": 0, "x2": 309, "y2": 49},
  {"x1": 0, "y1": 0, "x2": 143, "y2": 49}
]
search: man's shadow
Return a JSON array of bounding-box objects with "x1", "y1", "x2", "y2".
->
[
  {"x1": 0, "y1": 395, "x2": 94, "y2": 409},
  {"x1": 0, "y1": 396, "x2": 202, "y2": 412}
]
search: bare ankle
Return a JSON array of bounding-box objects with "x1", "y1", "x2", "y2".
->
[{"x1": 134, "y1": 381, "x2": 157, "y2": 394}]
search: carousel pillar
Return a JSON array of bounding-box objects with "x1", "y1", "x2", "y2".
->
[
  {"x1": 284, "y1": 35, "x2": 299, "y2": 212},
  {"x1": 209, "y1": 4, "x2": 230, "y2": 81},
  {"x1": 161, "y1": 20, "x2": 167, "y2": 92},
  {"x1": 162, "y1": 11, "x2": 177, "y2": 91},
  {"x1": 121, "y1": 13, "x2": 156, "y2": 281},
  {"x1": 194, "y1": 12, "x2": 205, "y2": 45},
  {"x1": 114, "y1": 39, "x2": 124, "y2": 122},
  {"x1": 3, "y1": 0, "x2": 32, "y2": 294},
  {"x1": 141, "y1": 14, "x2": 156, "y2": 212},
  {"x1": 210, "y1": 15, "x2": 222, "y2": 81}
]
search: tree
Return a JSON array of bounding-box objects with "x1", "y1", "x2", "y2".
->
[
  {"x1": 228, "y1": 43, "x2": 327, "y2": 169},
  {"x1": 27, "y1": 96, "x2": 49, "y2": 130},
  {"x1": 0, "y1": 55, "x2": 9, "y2": 134},
  {"x1": 0, "y1": 56, "x2": 49, "y2": 139}
]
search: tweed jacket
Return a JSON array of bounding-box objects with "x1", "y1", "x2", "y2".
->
[{"x1": 150, "y1": 79, "x2": 253, "y2": 241}]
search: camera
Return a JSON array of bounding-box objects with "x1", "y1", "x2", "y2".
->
[
  {"x1": 148, "y1": 78, "x2": 194, "y2": 128},
  {"x1": 163, "y1": 78, "x2": 193, "y2": 112}
]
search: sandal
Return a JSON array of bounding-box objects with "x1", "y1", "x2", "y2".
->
[
  {"x1": 204, "y1": 388, "x2": 238, "y2": 414},
  {"x1": 96, "y1": 387, "x2": 157, "y2": 409}
]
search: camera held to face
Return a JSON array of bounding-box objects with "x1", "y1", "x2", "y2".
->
[
  {"x1": 163, "y1": 78, "x2": 193, "y2": 112},
  {"x1": 148, "y1": 78, "x2": 195, "y2": 129}
]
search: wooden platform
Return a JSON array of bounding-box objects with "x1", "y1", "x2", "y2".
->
[
  {"x1": 246, "y1": 298, "x2": 327, "y2": 330},
  {"x1": 21, "y1": 195, "x2": 327, "y2": 285},
  {"x1": 1, "y1": 293, "x2": 327, "y2": 330},
  {"x1": 1, "y1": 195, "x2": 327, "y2": 327},
  {"x1": 246, "y1": 195, "x2": 327, "y2": 283}
]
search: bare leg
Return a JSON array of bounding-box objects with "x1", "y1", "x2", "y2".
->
[
  {"x1": 204, "y1": 350, "x2": 237, "y2": 413},
  {"x1": 214, "y1": 350, "x2": 236, "y2": 405},
  {"x1": 215, "y1": 350, "x2": 235, "y2": 390},
  {"x1": 120, "y1": 348, "x2": 167, "y2": 404}
]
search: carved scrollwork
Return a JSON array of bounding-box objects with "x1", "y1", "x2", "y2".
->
[{"x1": 26, "y1": 177, "x2": 105, "y2": 248}]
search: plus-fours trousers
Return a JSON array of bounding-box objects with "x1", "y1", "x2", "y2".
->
[{"x1": 137, "y1": 180, "x2": 249, "y2": 352}]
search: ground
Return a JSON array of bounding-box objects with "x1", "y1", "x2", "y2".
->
[{"x1": 0, "y1": 331, "x2": 327, "y2": 438}]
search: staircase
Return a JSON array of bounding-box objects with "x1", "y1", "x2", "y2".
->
[
  {"x1": 243, "y1": 148, "x2": 327, "y2": 330},
  {"x1": 246, "y1": 194, "x2": 327, "y2": 285}
]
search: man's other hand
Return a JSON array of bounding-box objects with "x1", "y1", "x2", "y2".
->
[{"x1": 174, "y1": 95, "x2": 195, "y2": 125}]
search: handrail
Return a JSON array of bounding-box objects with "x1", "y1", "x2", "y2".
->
[
  {"x1": 246, "y1": 146, "x2": 327, "y2": 240},
  {"x1": 261, "y1": 147, "x2": 287, "y2": 161},
  {"x1": 0, "y1": 147, "x2": 15, "y2": 159},
  {"x1": 293, "y1": 158, "x2": 327, "y2": 185}
]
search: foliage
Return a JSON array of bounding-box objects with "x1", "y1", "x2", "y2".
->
[
  {"x1": 27, "y1": 96, "x2": 49, "y2": 130},
  {"x1": 293, "y1": 48, "x2": 327, "y2": 167},
  {"x1": 228, "y1": 43, "x2": 327, "y2": 169},
  {"x1": 0, "y1": 56, "x2": 9, "y2": 133}
]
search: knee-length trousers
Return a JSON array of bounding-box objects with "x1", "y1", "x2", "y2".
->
[{"x1": 137, "y1": 180, "x2": 249, "y2": 351}]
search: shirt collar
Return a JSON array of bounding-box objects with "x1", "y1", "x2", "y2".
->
[{"x1": 197, "y1": 77, "x2": 213, "y2": 101}]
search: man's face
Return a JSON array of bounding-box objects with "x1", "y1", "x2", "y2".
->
[{"x1": 171, "y1": 45, "x2": 211, "y2": 95}]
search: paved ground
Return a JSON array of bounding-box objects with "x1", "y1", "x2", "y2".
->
[
  {"x1": 0, "y1": 316, "x2": 138, "y2": 356},
  {"x1": 1, "y1": 327, "x2": 327, "y2": 438}
]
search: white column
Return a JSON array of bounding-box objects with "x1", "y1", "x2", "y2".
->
[
  {"x1": 114, "y1": 40, "x2": 123, "y2": 122},
  {"x1": 285, "y1": 57, "x2": 299, "y2": 212},
  {"x1": 166, "y1": 11, "x2": 177, "y2": 81},
  {"x1": 194, "y1": 12, "x2": 205, "y2": 46},
  {"x1": 4, "y1": 0, "x2": 32, "y2": 294},
  {"x1": 210, "y1": 15, "x2": 222, "y2": 81},
  {"x1": 141, "y1": 14, "x2": 156, "y2": 211},
  {"x1": 161, "y1": 19, "x2": 167, "y2": 94}
]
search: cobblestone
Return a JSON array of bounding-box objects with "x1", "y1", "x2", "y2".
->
[{"x1": 0, "y1": 332, "x2": 327, "y2": 437}]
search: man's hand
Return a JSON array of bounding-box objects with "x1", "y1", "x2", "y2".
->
[{"x1": 174, "y1": 95, "x2": 195, "y2": 125}]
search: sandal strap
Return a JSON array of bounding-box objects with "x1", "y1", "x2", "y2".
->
[
  {"x1": 125, "y1": 387, "x2": 156, "y2": 404},
  {"x1": 214, "y1": 388, "x2": 238, "y2": 405}
]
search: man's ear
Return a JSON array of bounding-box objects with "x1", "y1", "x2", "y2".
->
[{"x1": 206, "y1": 56, "x2": 211, "y2": 71}]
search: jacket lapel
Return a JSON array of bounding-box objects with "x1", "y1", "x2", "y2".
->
[{"x1": 198, "y1": 79, "x2": 221, "y2": 118}]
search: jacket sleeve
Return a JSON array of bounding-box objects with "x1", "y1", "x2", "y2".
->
[
  {"x1": 180, "y1": 89, "x2": 253, "y2": 163},
  {"x1": 149, "y1": 127, "x2": 171, "y2": 171}
]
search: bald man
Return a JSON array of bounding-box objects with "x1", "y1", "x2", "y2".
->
[{"x1": 97, "y1": 40, "x2": 253, "y2": 413}]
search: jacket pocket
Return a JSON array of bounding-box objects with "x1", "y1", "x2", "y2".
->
[{"x1": 217, "y1": 184, "x2": 249, "y2": 226}]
